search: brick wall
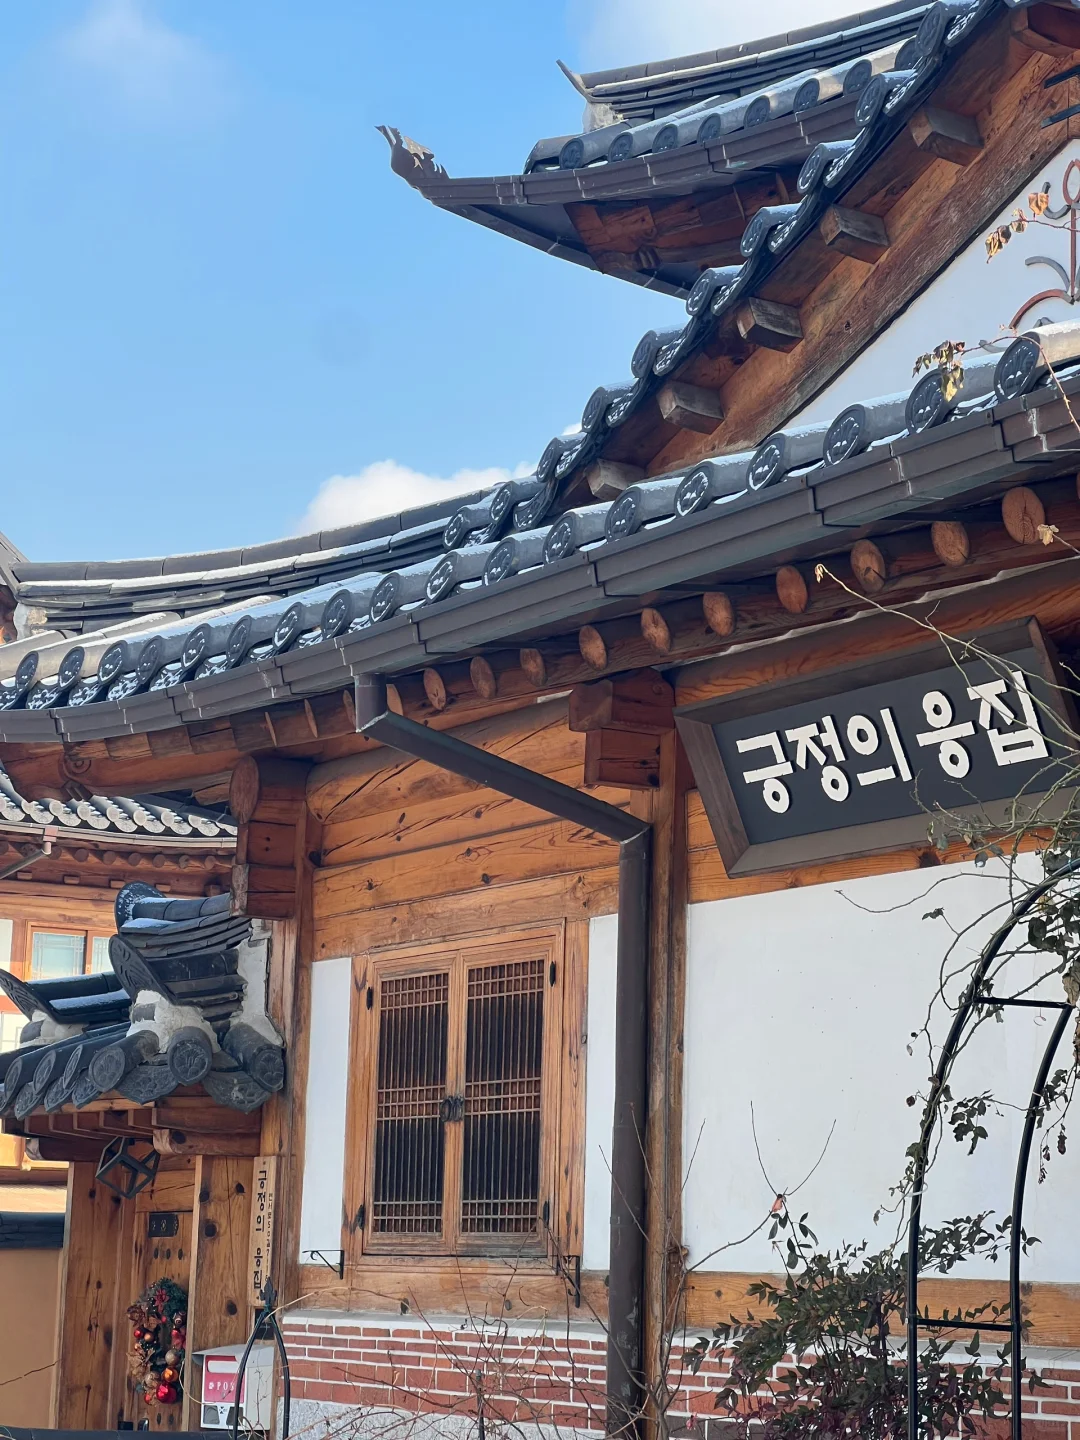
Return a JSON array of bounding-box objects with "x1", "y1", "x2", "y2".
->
[{"x1": 282, "y1": 1314, "x2": 1080, "y2": 1439}]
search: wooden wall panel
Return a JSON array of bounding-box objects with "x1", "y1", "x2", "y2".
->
[
  {"x1": 683, "y1": 1271, "x2": 1080, "y2": 1349},
  {"x1": 310, "y1": 703, "x2": 583, "y2": 823},
  {"x1": 181, "y1": 1155, "x2": 255, "y2": 1428},
  {"x1": 53, "y1": 1162, "x2": 127, "y2": 1429},
  {"x1": 187, "y1": 1154, "x2": 255, "y2": 1352},
  {"x1": 315, "y1": 819, "x2": 619, "y2": 915},
  {"x1": 315, "y1": 867, "x2": 620, "y2": 957},
  {"x1": 320, "y1": 768, "x2": 632, "y2": 868},
  {"x1": 296, "y1": 1261, "x2": 609, "y2": 1322}
]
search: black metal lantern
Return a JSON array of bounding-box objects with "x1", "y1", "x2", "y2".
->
[{"x1": 95, "y1": 1136, "x2": 159, "y2": 1199}]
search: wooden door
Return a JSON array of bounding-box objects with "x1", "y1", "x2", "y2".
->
[{"x1": 120, "y1": 1164, "x2": 196, "y2": 1430}]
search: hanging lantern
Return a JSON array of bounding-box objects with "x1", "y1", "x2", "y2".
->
[{"x1": 95, "y1": 1136, "x2": 160, "y2": 1199}]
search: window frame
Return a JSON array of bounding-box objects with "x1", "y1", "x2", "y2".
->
[
  {"x1": 344, "y1": 925, "x2": 575, "y2": 1265},
  {"x1": 25, "y1": 925, "x2": 113, "y2": 982}
]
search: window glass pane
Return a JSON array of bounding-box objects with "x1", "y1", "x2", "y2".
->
[
  {"x1": 372, "y1": 971, "x2": 449, "y2": 1236},
  {"x1": 89, "y1": 936, "x2": 112, "y2": 974},
  {"x1": 462, "y1": 957, "x2": 544, "y2": 1236},
  {"x1": 0, "y1": 1011, "x2": 23, "y2": 1053},
  {"x1": 30, "y1": 931, "x2": 85, "y2": 981}
]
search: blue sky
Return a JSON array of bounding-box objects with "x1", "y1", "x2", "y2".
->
[{"x1": 0, "y1": 0, "x2": 854, "y2": 562}]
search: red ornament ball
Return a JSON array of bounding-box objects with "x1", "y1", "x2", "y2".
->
[{"x1": 156, "y1": 1381, "x2": 177, "y2": 1404}]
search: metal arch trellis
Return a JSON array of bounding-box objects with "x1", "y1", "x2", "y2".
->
[{"x1": 905, "y1": 856, "x2": 1080, "y2": 1440}]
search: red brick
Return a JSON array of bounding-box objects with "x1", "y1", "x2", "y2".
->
[
  {"x1": 689, "y1": 1392, "x2": 721, "y2": 1414},
  {"x1": 433, "y1": 1369, "x2": 469, "y2": 1394},
  {"x1": 302, "y1": 1382, "x2": 336, "y2": 1402},
  {"x1": 1041, "y1": 1402, "x2": 1080, "y2": 1417}
]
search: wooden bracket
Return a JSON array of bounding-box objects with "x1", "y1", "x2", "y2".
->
[
  {"x1": 1011, "y1": 1, "x2": 1080, "y2": 53},
  {"x1": 908, "y1": 106, "x2": 983, "y2": 166},
  {"x1": 735, "y1": 296, "x2": 803, "y2": 352},
  {"x1": 583, "y1": 459, "x2": 644, "y2": 501},
  {"x1": 657, "y1": 381, "x2": 725, "y2": 433},
  {"x1": 230, "y1": 755, "x2": 310, "y2": 918},
  {"x1": 818, "y1": 205, "x2": 890, "y2": 263},
  {"x1": 568, "y1": 669, "x2": 675, "y2": 733},
  {"x1": 584, "y1": 728, "x2": 662, "y2": 790}
]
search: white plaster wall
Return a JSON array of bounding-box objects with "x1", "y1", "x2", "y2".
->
[
  {"x1": 584, "y1": 914, "x2": 618, "y2": 1272},
  {"x1": 0, "y1": 918, "x2": 14, "y2": 971},
  {"x1": 683, "y1": 857, "x2": 1080, "y2": 1282},
  {"x1": 298, "y1": 955, "x2": 353, "y2": 1259},
  {"x1": 796, "y1": 137, "x2": 1080, "y2": 426}
]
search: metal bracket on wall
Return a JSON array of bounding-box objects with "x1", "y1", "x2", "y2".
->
[
  {"x1": 305, "y1": 1249, "x2": 345, "y2": 1278},
  {"x1": 556, "y1": 1252, "x2": 582, "y2": 1308}
]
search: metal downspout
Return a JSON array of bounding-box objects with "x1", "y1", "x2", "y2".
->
[{"x1": 352, "y1": 677, "x2": 651, "y2": 1438}]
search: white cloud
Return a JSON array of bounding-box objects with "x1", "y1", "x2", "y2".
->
[
  {"x1": 296, "y1": 459, "x2": 534, "y2": 534},
  {"x1": 576, "y1": 0, "x2": 867, "y2": 70},
  {"x1": 60, "y1": 0, "x2": 225, "y2": 122}
]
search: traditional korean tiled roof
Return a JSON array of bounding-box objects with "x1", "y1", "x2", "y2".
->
[
  {"x1": 0, "y1": 762, "x2": 236, "y2": 844},
  {"x1": 567, "y1": 1, "x2": 927, "y2": 124},
  {"x1": 0, "y1": 0, "x2": 1073, "y2": 747},
  {"x1": 0, "y1": 884, "x2": 284, "y2": 1116},
  {"x1": 0, "y1": 316, "x2": 1077, "y2": 746},
  {"x1": 382, "y1": 0, "x2": 1003, "y2": 295}
]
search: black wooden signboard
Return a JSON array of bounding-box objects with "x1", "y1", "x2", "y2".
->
[{"x1": 675, "y1": 619, "x2": 1077, "y2": 875}]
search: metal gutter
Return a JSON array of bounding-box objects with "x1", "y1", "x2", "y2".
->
[
  {"x1": 352, "y1": 675, "x2": 651, "y2": 1439},
  {"x1": 0, "y1": 825, "x2": 57, "y2": 880}
]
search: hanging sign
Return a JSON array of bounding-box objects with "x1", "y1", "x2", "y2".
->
[
  {"x1": 676, "y1": 620, "x2": 1076, "y2": 875},
  {"x1": 248, "y1": 1155, "x2": 277, "y2": 1307}
]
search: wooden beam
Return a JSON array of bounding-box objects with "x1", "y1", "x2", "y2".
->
[
  {"x1": 702, "y1": 592, "x2": 737, "y2": 637},
  {"x1": 818, "y1": 204, "x2": 890, "y2": 263},
  {"x1": 908, "y1": 105, "x2": 983, "y2": 166},
  {"x1": 775, "y1": 565, "x2": 809, "y2": 614},
  {"x1": 568, "y1": 671, "x2": 675, "y2": 735},
  {"x1": 683, "y1": 1269, "x2": 1080, "y2": 1347},
  {"x1": 584, "y1": 728, "x2": 662, "y2": 789},
  {"x1": 930, "y1": 520, "x2": 971, "y2": 567},
  {"x1": 422, "y1": 667, "x2": 449, "y2": 712},
  {"x1": 656, "y1": 381, "x2": 725, "y2": 434},
  {"x1": 1011, "y1": 1, "x2": 1080, "y2": 54},
  {"x1": 1001, "y1": 484, "x2": 1047, "y2": 545},
  {"x1": 230, "y1": 756, "x2": 309, "y2": 825},
  {"x1": 640, "y1": 607, "x2": 673, "y2": 655},
  {"x1": 578, "y1": 625, "x2": 609, "y2": 671},
  {"x1": 583, "y1": 460, "x2": 643, "y2": 501},
  {"x1": 519, "y1": 647, "x2": 547, "y2": 688},
  {"x1": 470, "y1": 656, "x2": 498, "y2": 700},
  {"x1": 734, "y1": 296, "x2": 803, "y2": 352},
  {"x1": 154, "y1": 1128, "x2": 261, "y2": 1158},
  {"x1": 230, "y1": 755, "x2": 308, "y2": 919}
]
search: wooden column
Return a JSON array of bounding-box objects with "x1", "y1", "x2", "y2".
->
[
  {"x1": 260, "y1": 803, "x2": 321, "y2": 1320},
  {"x1": 181, "y1": 1154, "x2": 256, "y2": 1429},
  {"x1": 52, "y1": 1162, "x2": 127, "y2": 1428},
  {"x1": 643, "y1": 733, "x2": 690, "y2": 1438}
]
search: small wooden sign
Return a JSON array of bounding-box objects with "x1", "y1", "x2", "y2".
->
[{"x1": 248, "y1": 1155, "x2": 277, "y2": 1306}]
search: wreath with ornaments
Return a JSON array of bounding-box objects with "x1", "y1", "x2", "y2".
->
[{"x1": 127, "y1": 1278, "x2": 187, "y2": 1406}]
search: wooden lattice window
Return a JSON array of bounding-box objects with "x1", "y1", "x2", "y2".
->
[{"x1": 348, "y1": 930, "x2": 567, "y2": 1258}]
